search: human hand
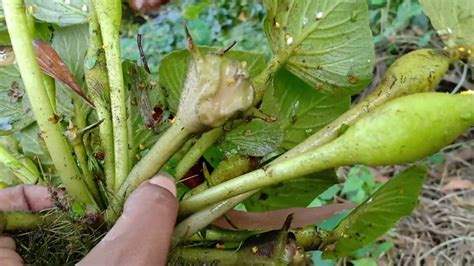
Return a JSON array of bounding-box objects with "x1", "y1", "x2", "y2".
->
[
  {"x1": 0, "y1": 185, "x2": 55, "y2": 266},
  {"x1": 0, "y1": 174, "x2": 178, "y2": 266}
]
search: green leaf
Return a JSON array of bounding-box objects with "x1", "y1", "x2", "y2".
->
[
  {"x1": 15, "y1": 125, "x2": 56, "y2": 184},
  {"x1": 219, "y1": 119, "x2": 283, "y2": 157},
  {"x1": 351, "y1": 258, "x2": 377, "y2": 266},
  {"x1": 244, "y1": 169, "x2": 338, "y2": 211},
  {"x1": 0, "y1": 31, "x2": 10, "y2": 46},
  {"x1": 0, "y1": 66, "x2": 34, "y2": 135},
  {"x1": 323, "y1": 165, "x2": 427, "y2": 258},
  {"x1": 318, "y1": 210, "x2": 350, "y2": 231},
  {"x1": 352, "y1": 242, "x2": 375, "y2": 257},
  {"x1": 203, "y1": 145, "x2": 224, "y2": 169},
  {"x1": 427, "y1": 152, "x2": 444, "y2": 165},
  {"x1": 318, "y1": 184, "x2": 341, "y2": 201},
  {"x1": 342, "y1": 165, "x2": 375, "y2": 194},
  {"x1": 370, "y1": 0, "x2": 385, "y2": 5},
  {"x1": 420, "y1": 0, "x2": 474, "y2": 49},
  {"x1": 52, "y1": 24, "x2": 88, "y2": 87},
  {"x1": 15, "y1": 126, "x2": 49, "y2": 163},
  {"x1": 0, "y1": 3, "x2": 8, "y2": 34},
  {"x1": 341, "y1": 175, "x2": 364, "y2": 194},
  {"x1": 269, "y1": 69, "x2": 350, "y2": 149},
  {"x1": 159, "y1": 48, "x2": 267, "y2": 113},
  {"x1": 51, "y1": 24, "x2": 89, "y2": 116},
  {"x1": 33, "y1": 22, "x2": 57, "y2": 44},
  {"x1": 183, "y1": 3, "x2": 207, "y2": 20},
  {"x1": 25, "y1": 0, "x2": 89, "y2": 26},
  {"x1": 263, "y1": 0, "x2": 375, "y2": 95},
  {"x1": 394, "y1": 2, "x2": 422, "y2": 29},
  {"x1": 310, "y1": 251, "x2": 336, "y2": 266},
  {"x1": 71, "y1": 201, "x2": 86, "y2": 217},
  {"x1": 372, "y1": 240, "x2": 394, "y2": 257},
  {"x1": 187, "y1": 20, "x2": 212, "y2": 45},
  {"x1": 0, "y1": 136, "x2": 21, "y2": 186}
]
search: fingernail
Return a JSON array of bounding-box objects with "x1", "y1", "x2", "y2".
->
[{"x1": 149, "y1": 174, "x2": 177, "y2": 197}]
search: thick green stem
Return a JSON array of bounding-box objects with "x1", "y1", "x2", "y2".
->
[
  {"x1": 291, "y1": 226, "x2": 329, "y2": 251},
  {"x1": 88, "y1": 96, "x2": 114, "y2": 192},
  {"x1": 184, "y1": 226, "x2": 327, "y2": 252},
  {"x1": 179, "y1": 145, "x2": 342, "y2": 215},
  {"x1": 175, "y1": 128, "x2": 224, "y2": 180},
  {"x1": 42, "y1": 74, "x2": 57, "y2": 113},
  {"x1": 173, "y1": 191, "x2": 255, "y2": 246},
  {"x1": 0, "y1": 211, "x2": 54, "y2": 232},
  {"x1": 251, "y1": 52, "x2": 287, "y2": 103},
  {"x1": 170, "y1": 247, "x2": 239, "y2": 265},
  {"x1": 187, "y1": 228, "x2": 259, "y2": 243},
  {"x1": 126, "y1": 98, "x2": 135, "y2": 170},
  {"x1": 26, "y1": 6, "x2": 57, "y2": 112},
  {"x1": 3, "y1": 0, "x2": 97, "y2": 209},
  {"x1": 85, "y1": 4, "x2": 115, "y2": 192},
  {"x1": 72, "y1": 137, "x2": 101, "y2": 202},
  {"x1": 72, "y1": 104, "x2": 103, "y2": 207},
  {"x1": 92, "y1": 0, "x2": 128, "y2": 189},
  {"x1": 106, "y1": 121, "x2": 192, "y2": 223},
  {"x1": 0, "y1": 146, "x2": 38, "y2": 184}
]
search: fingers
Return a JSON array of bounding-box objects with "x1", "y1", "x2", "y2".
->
[
  {"x1": 0, "y1": 248, "x2": 23, "y2": 266},
  {"x1": 0, "y1": 185, "x2": 54, "y2": 211},
  {"x1": 79, "y1": 174, "x2": 178, "y2": 266},
  {"x1": 0, "y1": 185, "x2": 40, "y2": 266},
  {"x1": 0, "y1": 237, "x2": 16, "y2": 250}
]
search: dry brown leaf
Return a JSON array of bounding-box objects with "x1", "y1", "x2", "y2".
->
[{"x1": 212, "y1": 203, "x2": 355, "y2": 231}]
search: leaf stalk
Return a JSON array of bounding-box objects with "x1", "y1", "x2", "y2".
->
[{"x1": 92, "y1": 0, "x2": 129, "y2": 190}]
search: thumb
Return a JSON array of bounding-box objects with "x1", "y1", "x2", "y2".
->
[{"x1": 79, "y1": 174, "x2": 178, "y2": 266}]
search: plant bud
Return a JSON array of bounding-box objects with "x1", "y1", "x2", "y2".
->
[{"x1": 176, "y1": 52, "x2": 254, "y2": 132}]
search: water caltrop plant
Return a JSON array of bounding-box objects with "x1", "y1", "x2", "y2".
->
[{"x1": 0, "y1": 0, "x2": 473, "y2": 264}]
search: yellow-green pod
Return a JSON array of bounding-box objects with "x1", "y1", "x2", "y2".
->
[
  {"x1": 337, "y1": 92, "x2": 473, "y2": 165},
  {"x1": 276, "y1": 49, "x2": 450, "y2": 163},
  {"x1": 271, "y1": 92, "x2": 474, "y2": 179},
  {"x1": 207, "y1": 155, "x2": 255, "y2": 186}
]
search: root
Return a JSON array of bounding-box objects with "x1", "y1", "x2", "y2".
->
[{"x1": 13, "y1": 209, "x2": 106, "y2": 265}]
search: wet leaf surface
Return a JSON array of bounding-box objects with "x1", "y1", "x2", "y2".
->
[{"x1": 263, "y1": 0, "x2": 375, "y2": 95}]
